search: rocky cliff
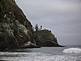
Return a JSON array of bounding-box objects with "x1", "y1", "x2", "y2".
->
[
  {"x1": 0, "y1": 0, "x2": 35, "y2": 51},
  {"x1": 34, "y1": 29, "x2": 60, "y2": 47},
  {"x1": 0, "y1": 0, "x2": 61, "y2": 51}
]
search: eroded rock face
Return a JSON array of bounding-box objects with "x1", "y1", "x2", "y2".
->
[{"x1": 0, "y1": 0, "x2": 34, "y2": 50}]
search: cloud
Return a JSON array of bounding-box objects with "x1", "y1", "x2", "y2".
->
[
  {"x1": 16, "y1": 0, "x2": 81, "y2": 19},
  {"x1": 16, "y1": 0, "x2": 81, "y2": 45}
]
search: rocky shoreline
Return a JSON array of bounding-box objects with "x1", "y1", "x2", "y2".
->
[{"x1": 0, "y1": 0, "x2": 61, "y2": 51}]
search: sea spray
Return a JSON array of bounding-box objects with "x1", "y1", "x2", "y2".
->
[{"x1": 63, "y1": 48, "x2": 81, "y2": 54}]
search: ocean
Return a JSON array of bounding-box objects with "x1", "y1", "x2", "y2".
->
[{"x1": 0, "y1": 47, "x2": 81, "y2": 61}]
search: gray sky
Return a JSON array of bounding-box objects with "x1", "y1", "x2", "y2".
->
[{"x1": 16, "y1": 0, "x2": 81, "y2": 46}]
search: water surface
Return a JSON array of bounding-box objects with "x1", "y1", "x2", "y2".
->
[{"x1": 0, "y1": 47, "x2": 81, "y2": 61}]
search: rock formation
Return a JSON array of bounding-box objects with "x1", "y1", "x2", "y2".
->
[
  {"x1": 34, "y1": 29, "x2": 60, "y2": 47},
  {"x1": 0, "y1": 0, "x2": 61, "y2": 51},
  {"x1": 0, "y1": 0, "x2": 35, "y2": 51}
]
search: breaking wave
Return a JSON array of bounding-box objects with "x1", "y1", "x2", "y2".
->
[
  {"x1": 63, "y1": 48, "x2": 81, "y2": 54},
  {"x1": 0, "y1": 52, "x2": 81, "y2": 61}
]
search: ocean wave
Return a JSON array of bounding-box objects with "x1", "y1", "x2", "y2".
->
[
  {"x1": 0, "y1": 52, "x2": 81, "y2": 61},
  {"x1": 0, "y1": 55, "x2": 80, "y2": 61},
  {"x1": 63, "y1": 48, "x2": 81, "y2": 54}
]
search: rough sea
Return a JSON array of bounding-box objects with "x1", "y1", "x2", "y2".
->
[{"x1": 0, "y1": 47, "x2": 81, "y2": 61}]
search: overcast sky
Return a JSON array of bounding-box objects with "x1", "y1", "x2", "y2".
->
[{"x1": 16, "y1": 0, "x2": 81, "y2": 46}]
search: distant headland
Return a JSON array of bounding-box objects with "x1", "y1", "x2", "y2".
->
[{"x1": 0, "y1": 0, "x2": 61, "y2": 51}]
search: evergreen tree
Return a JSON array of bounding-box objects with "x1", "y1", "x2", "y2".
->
[
  {"x1": 40, "y1": 25, "x2": 42, "y2": 30},
  {"x1": 35, "y1": 24, "x2": 38, "y2": 31}
]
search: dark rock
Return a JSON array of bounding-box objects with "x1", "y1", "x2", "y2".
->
[
  {"x1": 0, "y1": 0, "x2": 61, "y2": 51},
  {"x1": 0, "y1": 0, "x2": 35, "y2": 51},
  {"x1": 34, "y1": 29, "x2": 61, "y2": 47}
]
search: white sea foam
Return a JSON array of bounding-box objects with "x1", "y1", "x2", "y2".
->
[
  {"x1": 0, "y1": 52, "x2": 81, "y2": 61},
  {"x1": 0, "y1": 47, "x2": 81, "y2": 61},
  {"x1": 0, "y1": 55, "x2": 80, "y2": 61},
  {"x1": 63, "y1": 48, "x2": 81, "y2": 54}
]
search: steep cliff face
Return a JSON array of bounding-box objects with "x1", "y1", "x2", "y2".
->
[{"x1": 0, "y1": 0, "x2": 34, "y2": 50}]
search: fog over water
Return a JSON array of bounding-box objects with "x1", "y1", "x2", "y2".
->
[{"x1": 16, "y1": 0, "x2": 81, "y2": 46}]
